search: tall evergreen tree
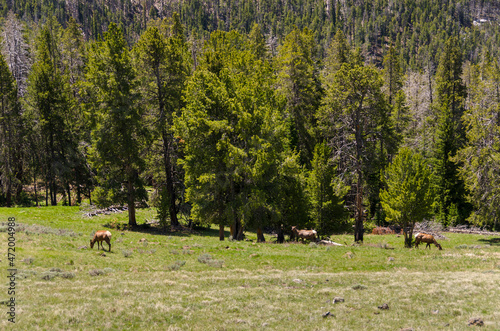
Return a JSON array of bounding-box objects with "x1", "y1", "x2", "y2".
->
[
  {"x1": 323, "y1": 29, "x2": 350, "y2": 79},
  {"x1": 175, "y1": 30, "x2": 305, "y2": 240},
  {"x1": 277, "y1": 27, "x2": 323, "y2": 167},
  {"x1": 382, "y1": 46, "x2": 402, "y2": 106},
  {"x1": 318, "y1": 61, "x2": 389, "y2": 242},
  {"x1": 307, "y1": 142, "x2": 347, "y2": 236},
  {"x1": 458, "y1": 59, "x2": 500, "y2": 230},
  {"x1": 25, "y1": 20, "x2": 72, "y2": 206},
  {"x1": 60, "y1": 17, "x2": 93, "y2": 205},
  {"x1": 134, "y1": 13, "x2": 191, "y2": 228},
  {"x1": 0, "y1": 50, "x2": 23, "y2": 206},
  {"x1": 434, "y1": 36, "x2": 470, "y2": 226},
  {"x1": 85, "y1": 23, "x2": 146, "y2": 226}
]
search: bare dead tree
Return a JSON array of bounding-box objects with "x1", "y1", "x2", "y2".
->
[{"x1": 1, "y1": 12, "x2": 31, "y2": 97}]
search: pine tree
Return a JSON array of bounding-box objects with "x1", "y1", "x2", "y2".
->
[
  {"x1": 318, "y1": 61, "x2": 389, "y2": 242},
  {"x1": 323, "y1": 29, "x2": 350, "y2": 79},
  {"x1": 276, "y1": 27, "x2": 323, "y2": 167},
  {"x1": 248, "y1": 23, "x2": 267, "y2": 60},
  {"x1": 380, "y1": 148, "x2": 434, "y2": 247},
  {"x1": 175, "y1": 30, "x2": 304, "y2": 240},
  {"x1": 434, "y1": 36, "x2": 470, "y2": 226},
  {"x1": 134, "y1": 13, "x2": 191, "y2": 228},
  {"x1": 0, "y1": 51, "x2": 23, "y2": 206},
  {"x1": 458, "y1": 59, "x2": 500, "y2": 230},
  {"x1": 382, "y1": 46, "x2": 402, "y2": 106},
  {"x1": 307, "y1": 142, "x2": 347, "y2": 236},
  {"x1": 25, "y1": 20, "x2": 72, "y2": 206},
  {"x1": 85, "y1": 23, "x2": 146, "y2": 226}
]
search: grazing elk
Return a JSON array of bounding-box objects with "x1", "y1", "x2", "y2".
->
[
  {"x1": 291, "y1": 226, "x2": 318, "y2": 242},
  {"x1": 372, "y1": 227, "x2": 395, "y2": 235},
  {"x1": 414, "y1": 233, "x2": 442, "y2": 250},
  {"x1": 90, "y1": 230, "x2": 112, "y2": 252}
]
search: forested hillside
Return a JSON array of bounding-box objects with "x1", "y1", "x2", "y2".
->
[
  {"x1": 1, "y1": 0, "x2": 500, "y2": 240},
  {"x1": 3, "y1": 0, "x2": 500, "y2": 66}
]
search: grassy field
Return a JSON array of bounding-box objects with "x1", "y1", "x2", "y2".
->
[{"x1": 0, "y1": 206, "x2": 499, "y2": 330}]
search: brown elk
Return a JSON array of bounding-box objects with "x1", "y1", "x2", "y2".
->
[
  {"x1": 90, "y1": 230, "x2": 112, "y2": 252},
  {"x1": 291, "y1": 226, "x2": 318, "y2": 242},
  {"x1": 414, "y1": 233, "x2": 442, "y2": 250}
]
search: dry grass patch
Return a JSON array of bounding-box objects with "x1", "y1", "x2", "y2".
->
[{"x1": 5, "y1": 269, "x2": 499, "y2": 330}]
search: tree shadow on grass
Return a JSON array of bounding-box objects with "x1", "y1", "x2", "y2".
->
[
  {"x1": 102, "y1": 221, "x2": 231, "y2": 239},
  {"x1": 477, "y1": 237, "x2": 500, "y2": 246}
]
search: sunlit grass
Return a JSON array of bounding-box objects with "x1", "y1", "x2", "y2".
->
[{"x1": 0, "y1": 207, "x2": 499, "y2": 330}]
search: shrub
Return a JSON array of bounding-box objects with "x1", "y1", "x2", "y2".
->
[
  {"x1": 89, "y1": 269, "x2": 106, "y2": 276},
  {"x1": 206, "y1": 259, "x2": 224, "y2": 268},
  {"x1": 23, "y1": 257, "x2": 34, "y2": 265},
  {"x1": 198, "y1": 253, "x2": 213, "y2": 264},
  {"x1": 60, "y1": 272, "x2": 75, "y2": 279},
  {"x1": 40, "y1": 272, "x2": 58, "y2": 280},
  {"x1": 198, "y1": 253, "x2": 224, "y2": 268},
  {"x1": 122, "y1": 249, "x2": 133, "y2": 257},
  {"x1": 168, "y1": 261, "x2": 186, "y2": 271}
]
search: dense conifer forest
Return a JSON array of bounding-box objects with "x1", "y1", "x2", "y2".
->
[{"x1": 1, "y1": 0, "x2": 500, "y2": 239}]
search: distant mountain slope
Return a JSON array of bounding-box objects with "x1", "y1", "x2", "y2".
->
[{"x1": 1, "y1": 0, "x2": 500, "y2": 67}]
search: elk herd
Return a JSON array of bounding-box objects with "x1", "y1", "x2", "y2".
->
[{"x1": 87, "y1": 226, "x2": 444, "y2": 253}]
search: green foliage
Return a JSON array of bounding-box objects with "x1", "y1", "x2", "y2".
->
[
  {"x1": 0, "y1": 49, "x2": 23, "y2": 207},
  {"x1": 323, "y1": 29, "x2": 351, "y2": 78},
  {"x1": 319, "y1": 60, "x2": 390, "y2": 241},
  {"x1": 24, "y1": 18, "x2": 81, "y2": 206},
  {"x1": 5, "y1": 0, "x2": 500, "y2": 72},
  {"x1": 307, "y1": 142, "x2": 348, "y2": 236},
  {"x1": 134, "y1": 13, "x2": 191, "y2": 227},
  {"x1": 5, "y1": 0, "x2": 500, "y2": 232},
  {"x1": 433, "y1": 37, "x2": 471, "y2": 226},
  {"x1": 458, "y1": 59, "x2": 500, "y2": 230},
  {"x1": 154, "y1": 186, "x2": 170, "y2": 229},
  {"x1": 277, "y1": 27, "x2": 323, "y2": 166},
  {"x1": 380, "y1": 148, "x2": 435, "y2": 247},
  {"x1": 85, "y1": 22, "x2": 147, "y2": 225},
  {"x1": 175, "y1": 30, "x2": 307, "y2": 234}
]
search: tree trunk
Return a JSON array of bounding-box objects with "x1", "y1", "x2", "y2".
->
[
  {"x1": 51, "y1": 179, "x2": 57, "y2": 206},
  {"x1": 162, "y1": 130, "x2": 179, "y2": 227},
  {"x1": 230, "y1": 223, "x2": 235, "y2": 238},
  {"x1": 66, "y1": 184, "x2": 72, "y2": 206},
  {"x1": 277, "y1": 224, "x2": 284, "y2": 243},
  {"x1": 354, "y1": 102, "x2": 364, "y2": 242},
  {"x1": 34, "y1": 176, "x2": 38, "y2": 207},
  {"x1": 232, "y1": 219, "x2": 244, "y2": 240},
  {"x1": 127, "y1": 173, "x2": 137, "y2": 227},
  {"x1": 49, "y1": 134, "x2": 57, "y2": 206},
  {"x1": 403, "y1": 222, "x2": 414, "y2": 248},
  {"x1": 219, "y1": 224, "x2": 225, "y2": 241},
  {"x1": 45, "y1": 179, "x2": 49, "y2": 206},
  {"x1": 236, "y1": 222, "x2": 244, "y2": 240},
  {"x1": 257, "y1": 227, "x2": 265, "y2": 242},
  {"x1": 354, "y1": 181, "x2": 364, "y2": 242},
  {"x1": 5, "y1": 179, "x2": 12, "y2": 207},
  {"x1": 76, "y1": 185, "x2": 81, "y2": 204},
  {"x1": 15, "y1": 166, "x2": 23, "y2": 202}
]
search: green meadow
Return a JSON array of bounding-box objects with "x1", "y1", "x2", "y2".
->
[{"x1": 0, "y1": 207, "x2": 499, "y2": 330}]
